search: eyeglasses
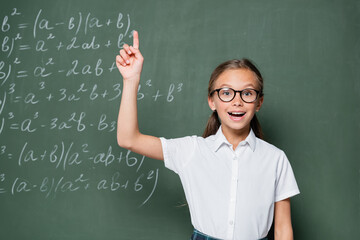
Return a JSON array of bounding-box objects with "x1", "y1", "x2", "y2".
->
[{"x1": 210, "y1": 88, "x2": 260, "y2": 103}]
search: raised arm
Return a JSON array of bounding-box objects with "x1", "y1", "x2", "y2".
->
[{"x1": 116, "y1": 31, "x2": 163, "y2": 160}]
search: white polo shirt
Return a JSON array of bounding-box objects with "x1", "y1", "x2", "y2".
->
[{"x1": 160, "y1": 127, "x2": 300, "y2": 240}]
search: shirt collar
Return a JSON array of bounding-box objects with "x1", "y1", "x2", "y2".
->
[{"x1": 213, "y1": 126, "x2": 257, "y2": 152}]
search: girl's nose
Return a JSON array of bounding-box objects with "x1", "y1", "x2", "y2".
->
[{"x1": 232, "y1": 92, "x2": 243, "y2": 106}]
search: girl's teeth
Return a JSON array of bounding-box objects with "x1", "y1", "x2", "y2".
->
[{"x1": 229, "y1": 112, "x2": 245, "y2": 116}]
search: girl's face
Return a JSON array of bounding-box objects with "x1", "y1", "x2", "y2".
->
[{"x1": 208, "y1": 69, "x2": 264, "y2": 140}]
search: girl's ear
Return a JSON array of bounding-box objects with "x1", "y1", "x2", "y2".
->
[
  {"x1": 256, "y1": 96, "x2": 264, "y2": 112},
  {"x1": 208, "y1": 96, "x2": 216, "y2": 111}
]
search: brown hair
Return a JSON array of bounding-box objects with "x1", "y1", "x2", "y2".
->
[{"x1": 202, "y1": 59, "x2": 264, "y2": 139}]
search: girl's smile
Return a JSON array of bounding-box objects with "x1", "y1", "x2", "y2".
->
[{"x1": 228, "y1": 111, "x2": 246, "y2": 121}]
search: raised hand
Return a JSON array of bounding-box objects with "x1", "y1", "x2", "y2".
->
[{"x1": 116, "y1": 31, "x2": 144, "y2": 81}]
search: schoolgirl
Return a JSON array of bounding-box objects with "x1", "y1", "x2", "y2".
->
[{"x1": 115, "y1": 31, "x2": 300, "y2": 240}]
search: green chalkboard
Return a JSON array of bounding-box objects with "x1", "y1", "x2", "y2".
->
[{"x1": 0, "y1": 0, "x2": 359, "y2": 239}]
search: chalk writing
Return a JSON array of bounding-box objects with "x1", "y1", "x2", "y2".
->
[
  {"x1": 1, "y1": 140, "x2": 160, "y2": 204},
  {"x1": 0, "y1": 7, "x2": 183, "y2": 207}
]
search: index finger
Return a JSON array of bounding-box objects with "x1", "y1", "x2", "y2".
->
[{"x1": 133, "y1": 30, "x2": 139, "y2": 49}]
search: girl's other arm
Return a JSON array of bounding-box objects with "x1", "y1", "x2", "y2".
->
[
  {"x1": 274, "y1": 198, "x2": 294, "y2": 240},
  {"x1": 116, "y1": 31, "x2": 163, "y2": 160}
]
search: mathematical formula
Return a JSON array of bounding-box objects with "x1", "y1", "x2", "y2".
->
[
  {"x1": 0, "y1": 170, "x2": 159, "y2": 207},
  {"x1": 0, "y1": 141, "x2": 159, "y2": 206},
  {"x1": 0, "y1": 7, "x2": 180, "y2": 206}
]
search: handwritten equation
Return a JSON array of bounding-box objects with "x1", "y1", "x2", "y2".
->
[
  {"x1": 0, "y1": 141, "x2": 158, "y2": 207},
  {"x1": 0, "y1": 7, "x2": 180, "y2": 206}
]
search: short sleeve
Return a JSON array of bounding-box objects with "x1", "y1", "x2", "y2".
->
[
  {"x1": 160, "y1": 136, "x2": 197, "y2": 174},
  {"x1": 275, "y1": 151, "x2": 300, "y2": 202}
]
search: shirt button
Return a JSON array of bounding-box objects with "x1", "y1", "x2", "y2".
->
[
  {"x1": 229, "y1": 220, "x2": 234, "y2": 225},
  {"x1": 230, "y1": 198, "x2": 235, "y2": 202}
]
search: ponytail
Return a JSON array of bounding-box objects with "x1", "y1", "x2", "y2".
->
[
  {"x1": 250, "y1": 114, "x2": 264, "y2": 140},
  {"x1": 202, "y1": 111, "x2": 221, "y2": 138}
]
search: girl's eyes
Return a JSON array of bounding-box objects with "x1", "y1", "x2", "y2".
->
[
  {"x1": 242, "y1": 90, "x2": 253, "y2": 96},
  {"x1": 222, "y1": 91, "x2": 232, "y2": 96}
]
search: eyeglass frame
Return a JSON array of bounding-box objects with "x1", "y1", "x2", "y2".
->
[{"x1": 210, "y1": 87, "x2": 261, "y2": 103}]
